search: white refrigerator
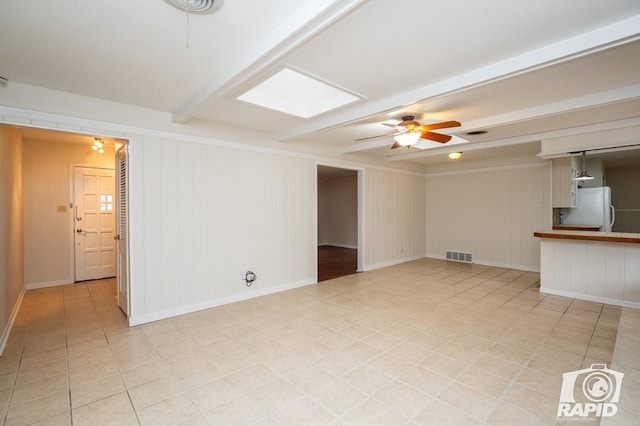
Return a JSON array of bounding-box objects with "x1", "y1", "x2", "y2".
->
[{"x1": 562, "y1": 186, "x2": 615, "y2": 232}]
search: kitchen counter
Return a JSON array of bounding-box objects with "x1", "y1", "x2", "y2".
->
[
  {"x1": 534, "y1": 229, "x2": 640, "y2": 309},
  {"x1": 534, "y1": 229, "x2": 640, "y2": 243}
]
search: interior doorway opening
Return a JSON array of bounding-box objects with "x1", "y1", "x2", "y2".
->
[
  {"x1": 317, "y1": 165, "x2": 361, "y2": 282},
  {"x1": 6, "y1": 124, "x2": 129, "y2": 317}
]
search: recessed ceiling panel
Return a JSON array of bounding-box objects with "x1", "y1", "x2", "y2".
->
[{"x1": 237, "y1": 68, "x2": 362, "y2": 118}]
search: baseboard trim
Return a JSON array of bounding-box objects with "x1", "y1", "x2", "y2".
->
[
  {"x1": 318, "y1": 243, "x2": 358, "y2": 249},
  {"x1": 539, "y1": 287, "x2": 640, "y2": 310},
  {"x1": 128, "y1": 278, "x2": 317, "y2": 327},
  {"x1": 0, "y1": 287, "x2": 25, "y2": 356},
  {"x1": 363, "y1": 255, "x2": 424, "y2": 271},
  {"x1": 425, "y1": 253, "x2": 540, "y2": 273},
  {"x1": 24, "y1": 279, "x2": 72, "y2": 290}
]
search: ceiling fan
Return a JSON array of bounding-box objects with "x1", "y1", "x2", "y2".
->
[{"x1": 358, "y1": 115, "x2": 461, "y2": 149}]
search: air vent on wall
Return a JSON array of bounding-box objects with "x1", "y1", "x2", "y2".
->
[{"x1": 446, "y1": 250, "x2": 473, "y2": 263}]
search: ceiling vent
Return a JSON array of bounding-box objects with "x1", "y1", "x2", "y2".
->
[{"x1": 163, "y1": 0, "x2": 224, "y2": 14}]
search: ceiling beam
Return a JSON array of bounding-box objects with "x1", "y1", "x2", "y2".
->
[
  {"x1": 171, "y1": 0, "x2": 367, "y2": 124},
  {"x1": 342, "y1": 85, "x2": 640, "y2": 155},
  {"x1": 458, "y1": 84, "x2": 640, "y2": 133},
  {"x1": 339, "y1": 137, "x2": 393, "y2": 154},
  {"x1": 385, "y1": 117, "x2": 640, "y2": 162},
  {"x1": 276, "y1": 14, "x2": 640, "y2": 142}
]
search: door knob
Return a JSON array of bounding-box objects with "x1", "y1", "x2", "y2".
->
[
  {"x1": 76, "y1": 229, "x2": 83, "y2": 233},
  {"x1": 113, "y1": 234, "x2": 121, "y2": 240}
]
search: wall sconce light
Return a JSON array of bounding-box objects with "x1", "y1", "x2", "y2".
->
[
  {"x1": 92, "y1": 138, "x2": 104, "y2": 154},
  {"x1": 448, "y1": 152, "x2": 462, "y2": 160}
]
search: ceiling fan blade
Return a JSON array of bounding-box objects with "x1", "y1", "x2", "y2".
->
[
  {"x1": 420, "y1": 131, "x2": 452, "y2": 143},
  {"x1": 419, "y1": 120, "x2": 461, "y2": 131},
  {"x1": 355, "y1": 133, "x2": 395, "y2": 141},
  {"x1": 390, "y1": 141, "x2": 401, "y2": 149}
]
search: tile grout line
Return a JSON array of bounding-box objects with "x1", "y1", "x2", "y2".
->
[
  {"x1": 1, "y1": 296, "x2": 31, "y2": 426},
  {"x1": 101, "y1": 282, "x2": 143, "y2": 426},
  {"x1": 474, "y1": 281, "x2": 569, "y2": 424},
  {"x1": 64, "y1": 286, "x2": 72, "y2": 426}
]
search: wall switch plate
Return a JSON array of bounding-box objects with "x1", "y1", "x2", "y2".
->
[{"x1": 57, "y1": 205, "x2": 67, "y2": 213}]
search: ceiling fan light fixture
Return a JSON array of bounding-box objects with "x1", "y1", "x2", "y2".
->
[
  {"x1": 394, "y1": 131, "x2": 421, "y2": 147},
  {"x1": 448, "y1": 152, "x2": 462, "y2": 160}
]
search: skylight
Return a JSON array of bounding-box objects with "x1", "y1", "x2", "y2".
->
[{"x1": 237, "y1": 68, "x2": 361, "y2": 118}]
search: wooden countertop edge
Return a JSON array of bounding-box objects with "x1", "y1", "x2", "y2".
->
[
  {"x1": 552, "y1": 225, "x2": 600, "y2": 231},
  {"x1": 533, "y1": 231, "x2": 640, "y2": 243}
]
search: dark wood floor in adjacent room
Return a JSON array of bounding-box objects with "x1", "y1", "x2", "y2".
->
[{"x1": 318, "y1": 245, "x2": 357, "y2": 282}]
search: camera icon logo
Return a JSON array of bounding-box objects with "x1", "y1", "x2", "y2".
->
[
  {"x1": 582, "y1": 369, "x2": 613, "y2": 402},
  {"x1": 557, "y1": 364, "x2": 624, "y2": 418}
]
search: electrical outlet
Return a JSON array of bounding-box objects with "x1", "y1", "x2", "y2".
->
[
  {"x1": 241, "y1": 271, "x2": 257, "y2": 286},
  {"x1": 57, "y1": 205, "x2": 67, "y2": 213}
]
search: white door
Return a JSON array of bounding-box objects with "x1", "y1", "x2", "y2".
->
[
  {"x1": 115, "y1": 145, "x2": 129, "y2": 314},
  {"x1": 74, "y1": 166, "x2": 117, "y2": 281}
]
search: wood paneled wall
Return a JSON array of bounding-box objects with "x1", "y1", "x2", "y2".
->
[
  {"x1": 425, "y1": 163, "x2": 551, "y2": 271},
  {"x1": 128, "y1": 137, "x2": 317, "y2": 324},
  {"x1": 539, "y1": 239, "x2": 640, "y2": 308},
  {"x1": 363, "y1": 169, "x2": 426, "y2": 269}
]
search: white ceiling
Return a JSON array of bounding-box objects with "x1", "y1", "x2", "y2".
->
[{"x1": 1, "y1": 0, "x2": 640, "y2": 167}]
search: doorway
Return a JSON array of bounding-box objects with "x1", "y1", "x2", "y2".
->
[
  {"x1": 317, "y1": 165, "x2": 361, "y2": 282},
  {"x1": 10, "y1": 124, "x2": 128, "y2": 318}
]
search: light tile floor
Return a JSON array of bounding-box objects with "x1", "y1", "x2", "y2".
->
[{"x1": 1, "y1": 258, "x2": 638, "y2": 425}]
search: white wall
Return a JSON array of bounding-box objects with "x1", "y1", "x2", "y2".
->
[
  {"x1": 363, "y1": 168, "x2": 426, "y2": 269},
  {"x1": 22, "y1": 138, "x2": 114, "y2": 288},
  {"x1": 425, "y1": 163, "x2": 551, "y2": 271},
  {"x1": 317, "y1": 174, "x2": 357, "y2": 248},
  {"x1": 127, "y1": 137, "x2": 319, "y2": 324},
  {"x1": 0, "y1": 126, "x2": 24, "y2": 355}
]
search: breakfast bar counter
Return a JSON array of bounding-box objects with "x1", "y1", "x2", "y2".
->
[
  {"x1": 534, "y1": 230, "x2": 640, "y2": 243},
  {"x1": 551, "y1": 224, "x2": 602, "y2": 232},
  {"x1": 534, "y1": 230, "x2": 640, "y2": 308}
]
